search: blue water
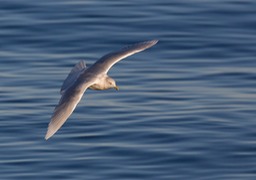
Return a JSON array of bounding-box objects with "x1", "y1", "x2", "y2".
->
[{"x1": 1, "y1": 0, "x2": 256, "y2": 179}]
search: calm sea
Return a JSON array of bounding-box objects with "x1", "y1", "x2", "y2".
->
[{"x1": 1, "y1": 0, "x2": 256, "y2": 179}]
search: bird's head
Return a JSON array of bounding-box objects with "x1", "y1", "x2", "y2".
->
[{"x1": 106, "y1": 76, "x2": 119, "y2": 90}]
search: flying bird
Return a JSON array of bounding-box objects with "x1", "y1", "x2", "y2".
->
[{"x1": 45, "y1": 40, "x2": 158, "y2": 140}]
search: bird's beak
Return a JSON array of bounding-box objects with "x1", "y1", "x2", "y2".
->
[{"x1": 115, "y1": 86, "x2": 119, "y2": 90}]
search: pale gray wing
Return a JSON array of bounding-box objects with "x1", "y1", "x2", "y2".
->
[
  {"x1": 60, "y1": 60, "x2": 87, "y2": 95},
  {"x1": 90, "y1": 40, "x2": 158, "y2": 74},
  {"x1": 45, "y1": 80, "x2": 94, "y2": 140}
]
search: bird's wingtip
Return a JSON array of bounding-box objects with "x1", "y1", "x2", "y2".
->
[
  {"x1": 152, "y1": 39, "x2": 159, "y2": 43},
  {"x1": 148, "y1": 39, "x2": 159, "y2": 45},
  {"x1": 141, "y1": 39, "x2": 158, "y2": 48},
  {"x1": 45, "y1": 133, "x2": 50, "y2": 140},
  {"x1": 45, "y1": 129, "x2": 54, "y2": 140}
]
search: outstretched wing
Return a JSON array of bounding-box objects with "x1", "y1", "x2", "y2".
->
[
  {"x1": 45, "y1": 80, "x2": 94, "y2": 140},
  {"x1": 60, "y1": 60, "x2": 87, "y2": 95},
  {"x1": 90, "y1": 40, "x2": 158, "y2": 74}
]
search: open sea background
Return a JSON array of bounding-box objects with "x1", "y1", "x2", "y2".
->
[{"x1": 1, "y1": 0, "x2": 256, "y2": 179}]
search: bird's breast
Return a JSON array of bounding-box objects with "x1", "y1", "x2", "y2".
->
[
  {"x1": 89, "y1": 81, "x2": 111, "y2": 90},
  {"x1": 89, "y1": 83, "x2": 103, "y2": 90}
]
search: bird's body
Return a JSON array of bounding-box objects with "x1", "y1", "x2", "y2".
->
[{"x1": 45, "y1": 40, "x2": 158, "y2": 140}]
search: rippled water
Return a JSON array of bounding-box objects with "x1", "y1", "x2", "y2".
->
[{"x1": 1, "y1": 0, "x2": 256, "y2": 179}]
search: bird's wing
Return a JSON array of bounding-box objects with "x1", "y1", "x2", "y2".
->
[
  {"x1": 45, "y1": 79, "x2": 94, "y2": 140},
  {"x1": 60, "y1": 60, "x2": 87, "y2": 95},
  {"x1": 90, "y1": 40, "x2": 158, "y2": 74}
]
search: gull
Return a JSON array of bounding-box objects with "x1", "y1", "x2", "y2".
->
[{"x1": 45, "y1": 40, "x2": 158, "y2": 140}]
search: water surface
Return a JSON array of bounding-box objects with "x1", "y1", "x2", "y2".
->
[{"x1": 1, "y1": 0, "x2": 256, "y2": 179}]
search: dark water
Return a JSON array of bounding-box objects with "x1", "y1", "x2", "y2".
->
[{"x1": 1, "y1": 0, "x2": 256, "y2": 179}]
